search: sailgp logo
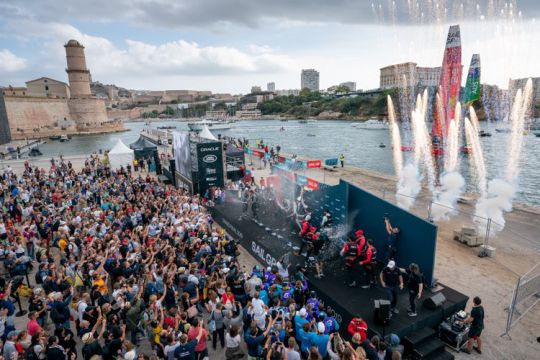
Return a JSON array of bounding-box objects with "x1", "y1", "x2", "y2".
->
[{"x1": 203, "y1": 154, "x2": 217, "y2": 163}]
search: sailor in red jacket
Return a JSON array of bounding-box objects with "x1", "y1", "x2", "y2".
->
[
  {"x1": 348, "y1": 316, "x2": 368, "y2": 342},
  {"x1": 355, "y1": 229, "x2": 366, "y2": 249},
  {"x1": 296, "y1": 219, "x2": 314, "y2": 256},
  {"x1": 359, "y1": 239, "x2": 378, "y2": 288},
  {"x1": 340, "y1": 236, "x2": 361, "y2": 287}
]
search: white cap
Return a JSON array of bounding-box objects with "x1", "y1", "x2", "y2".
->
[
  {"x1": 299, "y1": 308, "x2": 307, "y2": 317},
  {"x1": 387, "y1": 260, "x2": 396, "y2": 268},
  {"x1": 317, "y1": 322, "x2": 325, "y2": 333}
]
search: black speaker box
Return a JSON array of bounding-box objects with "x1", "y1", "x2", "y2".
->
[
  {"x1": 423, "y1": 292, "x2": 446, "y2": 310},
  {"x1": 374, "y1": 299, "x2": 391, "y2": 323}
]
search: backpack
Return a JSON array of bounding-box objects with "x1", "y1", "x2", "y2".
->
[
  {"x1": 24, "y1": 346, "x2": 39, "y2": 360},
  {"x1": 50, "y1": 306, "x2": 65, "y2": 324}
]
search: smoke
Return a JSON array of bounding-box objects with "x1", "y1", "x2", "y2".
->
[
  {"x1": 472, "y1": 79, "x2": 532, "y2": 233},
  {"x1": 397, "y1": 163, "x2": 421, "y2": 210},
  {"x1": 431, "y1": 171, "x2": 465, "y2": 221},
  {"x1": 474, "y1": 178, "x2": 516, "y2": 233}
]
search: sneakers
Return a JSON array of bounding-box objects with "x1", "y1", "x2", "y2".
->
[
  {"x1": 474, "y1": 347, "x2": 482, "y2": 354},
  {"x1": 392, "y1": 308, "x2": 399, "y2": 314},
  {"x1": 348, "y1": 281, "x2": 357, "y2": 288},
  {"x1": 408, "y1": 312, "x2": 418, "y2": 317},
  {"x1": 361, "y1": 284, "x2": 370, "y2": 289},
  {"x1": 314, "y1": 274, "x2": 322, "y2": 279}
]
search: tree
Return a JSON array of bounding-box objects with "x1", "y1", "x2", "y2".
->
[{"x1": 335, "y1": 85, "x2": 351, "y2": 93}]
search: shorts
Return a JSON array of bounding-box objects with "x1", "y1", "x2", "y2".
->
[{"x1": 468, "y1": 326, "x2": 483, "y2": 339}]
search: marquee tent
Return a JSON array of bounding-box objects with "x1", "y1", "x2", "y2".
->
[
  {"x1": 199, "y1": 125, "x2": 218, "y2": 141},
  {"x1": 109, "y1": 139, "x2": 134, "y2": 170},
  {"x1": 130, "y1": 136, "x2": 158, "y2": 160}
]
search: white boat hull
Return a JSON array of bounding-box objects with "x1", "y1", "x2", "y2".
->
[{"x1": 188, "y1": 122, "x2": 232, "y2": 131}]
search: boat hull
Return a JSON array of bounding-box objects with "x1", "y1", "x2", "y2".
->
[{"x1": 188, "y1": 122, "x2": 232, "y2": 131}]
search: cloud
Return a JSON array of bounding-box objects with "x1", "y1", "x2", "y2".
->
[
  {"x1": 0, "y1": 49, "x2": 27, "y2": 73},
  {"x1": 1, "y1": 0, "x2": 538, "y2": 30},
  {"x1": 1, "y1": 21, "x2": 295, "y2": 90}
]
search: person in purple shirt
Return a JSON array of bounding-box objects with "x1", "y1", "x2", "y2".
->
[
  {"x1": 322, "y1": 309, "x2": 340, "y2": 334},
  {"x1": 306, "y1": 291, "x2": 320, "y2": 317}
]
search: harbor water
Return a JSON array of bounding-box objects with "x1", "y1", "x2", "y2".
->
[{"x1": 15, "y1": 119, "x2": 540, "y2": 207}]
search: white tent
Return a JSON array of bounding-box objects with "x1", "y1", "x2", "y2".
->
[
  {"x1": 199, "y1": 125, "x2": 218, "y2": 141},
  {"x1": 109, "y1": 139, "x2": 134, "y2": 170}
]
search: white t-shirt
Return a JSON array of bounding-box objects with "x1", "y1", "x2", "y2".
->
[
  {"x1": 77, "y1": 301, "x2": 88, "y2": 322},
  {"x1": 251, "y1": 298, "x2": 265, "y2": 319},
  {"x1": 287, "y1": 349, "x2": 301, "y2": 360},
  {"x1": 225, "y1": 333, "x2": 241, "y2": 348},
  {"x1": 163, "y1": 343, "x2": 179, "y2": 360}
]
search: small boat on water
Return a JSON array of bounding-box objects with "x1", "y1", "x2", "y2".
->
[
  {"x1": 49, "y1": 135, "x2": 61, "y2": 140},
  {"x1": 495, "y1": 128, "x2": 511, "y2": 133},
  {"x1": 534, "y1": 132, "x2": 540, "y2": 138},
  {"x1": 158, "y1": 126, "x2": 176, "y2": 130},
  {"x1": 479, "y1": 130, "x2": 492, "y2": 137},
  {"x1": 28, "y1": 147, "x2": 43, "y2": 157},
  {"x1": 298, "y1": 120, "x2": 308, "y2": 124},
  {"x1": 379, "y1": 143, "x2": 386, "y2": 148},
  {"x1": 280, "y1": 119, "x2": 288, "y2": 122},
  {"x1": 60, "y1": 135, "x2": 70, "y2": 142},
  {"x1": 307, "y1": 133, "x2": 316, "y2": 137}
]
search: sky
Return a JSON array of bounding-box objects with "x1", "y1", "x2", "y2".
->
[{"x1": 0, "y1": 0, "x2": 539, "y2": 94}]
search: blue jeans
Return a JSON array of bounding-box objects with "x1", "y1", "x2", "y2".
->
[{"x1": 385, "y1": 286, "x2": 399, "y2": 310}]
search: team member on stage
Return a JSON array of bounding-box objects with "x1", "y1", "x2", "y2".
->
[
  {"x1": 340, "y1": 236, "x2": 361, "y2": 287},
  {"x1": 380, "y1": 260, "x2": 403, "y2": 316},
  {"x1": 384, "y1": 215, "x2": 400, "y2": 260},
  {"x1": 321, "y1": 208, "x2": 333, "y2": 228},
  {"x1": 359, "y1": 239, "x2": 377, "y2": 288},
  {"x1": 398, "y1": 263, "x2": 424, "y2": 317},
  {"x1": 461, "y1": 296, "x2": 485, "y2": 355}
]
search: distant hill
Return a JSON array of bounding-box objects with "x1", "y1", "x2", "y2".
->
[{"x1": 91, "y1": 81, "x2": 131, "y2": 98}]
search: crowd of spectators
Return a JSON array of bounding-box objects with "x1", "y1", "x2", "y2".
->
[{"x1": 0, "y1": 157, "x2": 404, "y2": 360}]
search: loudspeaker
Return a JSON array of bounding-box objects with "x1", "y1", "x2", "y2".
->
[
  {"x1": 374, "y1": 299, "x2": 391, "y2": 323},
  {"x1": 423, "y1": 292, "x2": 446, "y2": 310}
]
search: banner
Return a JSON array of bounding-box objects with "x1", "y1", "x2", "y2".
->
[
  {"x1": 252, "y1": 150, "x2": 264, "y2": 158},
  {"x1": 173, "y1": 131, "x2": 192, "y2": 180},
  {"x1": 306, "y1": 160, "x2": 322, "y2": 168},
  {"x1": 307, "y1": 178, "x2": 319, "y2": 190},
  {"x1": 196, "y1": 142, "x2": 224, "y2": 193},
  {"x1": 296, "y1": 174, "x2": 308, "y2": 186}
]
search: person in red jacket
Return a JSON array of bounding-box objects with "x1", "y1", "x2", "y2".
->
[
  {"x1": 340, "y1": 236, "x2": 360, "y2": 287},
  {"x1": 359, "y1": 239, "x2": 378, "y2": 288},
  {"x1": 295, "y1": 219, "x2": 312, "y2": 256},
  {"x1": 355, "y1": 229, "x2": 366, "y2": 249},
  {"x1": 348, "y1": 315, "x2": 368, "y2": 342}
]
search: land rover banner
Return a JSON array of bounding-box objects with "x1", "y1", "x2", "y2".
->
[{"x1": 196, "y1": 142, "x2": 224, "y2": 193}]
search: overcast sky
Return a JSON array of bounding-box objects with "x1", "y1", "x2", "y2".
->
[{"x1": 0, "y1": 0, "x2": 538, "y2": 93}]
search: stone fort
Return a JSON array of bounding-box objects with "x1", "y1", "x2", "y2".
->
[{"x1": 0, "y1": 40, "x2": 124, "y2": 145}]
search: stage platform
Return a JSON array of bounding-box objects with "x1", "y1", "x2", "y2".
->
[{"x1": 211, "y1": 194, "x2": 469, "y2": 340}]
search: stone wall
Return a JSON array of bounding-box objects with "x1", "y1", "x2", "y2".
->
[
  {"x1": 4, "y1": 96, "x2": 73, "y2": 140},
  {"x1": 68, "y1": 98, "x2": 108, "y2": 129},
  {"x1": 0, "y1": 93, "x2": 11, "y2": 145},
  {"x1": 107, "y1": 108, "x2": 142, "y2": 120}
]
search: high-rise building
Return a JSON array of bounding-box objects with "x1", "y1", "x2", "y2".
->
[
  {"x1": 339, "y1": 82, "x2": 356, "y2": 91},
  {"x1": 267, "y1": 82, "x2": 275, "y2": 92},
  {"x1": 251, "y1": 86, "x2": 262, "y2": 93},
  {"x1": 301, "y1": 69, "x2": 319, "y2": 91}
]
